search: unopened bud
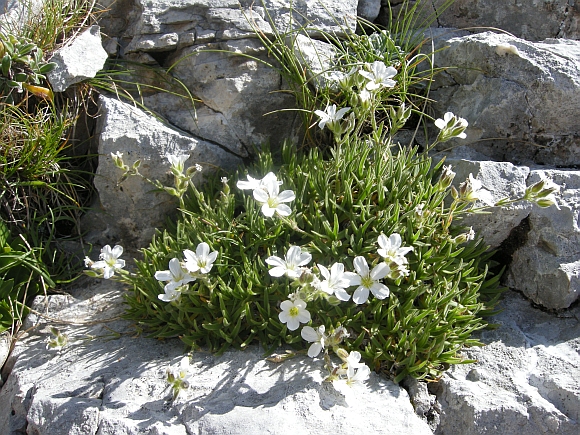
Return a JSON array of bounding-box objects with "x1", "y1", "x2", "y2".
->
[
  {"x1": 536, "y1": 195, "x2": 559, "y2": 208},
  {"x1": 335, "y1": 347, "x2": 349, "y2": 361}
]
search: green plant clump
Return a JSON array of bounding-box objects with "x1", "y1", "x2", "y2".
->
[
  {"x1": 0, "y1": 0, "x2": 99, "y2": 336},
  {"x1": 122, "y1": 133, "x2": 504, "y2": 382},
  {"x1": 0, "y1": 31, "x2": 56, "y2": 103},
  {"x1": 94, "y1": 1, "x2": 556, "y2": 384}
]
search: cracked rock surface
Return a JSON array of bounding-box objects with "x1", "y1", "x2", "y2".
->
[
  {"x1": 0, "y1": 279, "x2": 432, "y2": 435},
  {"x1": 432, "y1": 290, "x2": 580, "y2": 435},
  {"x1": 1, "y1": 280, "x2": 578, "y2": 434}
]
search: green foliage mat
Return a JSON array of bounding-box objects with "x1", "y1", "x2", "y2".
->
[{"x1": 124, "y1": 136, "x2": 503, "y2": 383}]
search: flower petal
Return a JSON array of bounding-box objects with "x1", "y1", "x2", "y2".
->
[
  {"x1": 261, "y1": 204, "x2": 276, "y2": 217},
  {"x1": 370, "y1": 283, "x2": 390, "y2": 299},
  {"x1": 353, "y1": 256, "x2": 369, "y2": 276},
  {"x1": 352, "y1": 286, "x2": 370, "y2": 305},
  {"x1": 277, "y1": 190, "x2": 296, "y2": 202},
  {"x1": 155, "y1": 271, "x2": 172, "y2": 281},
  {"x1": 334, "y1": 288, "x2": 351, "y2": 302},
  {"x1": 370, "y1": 262, "x2": 390, "y2": 280},
  {"x1": 301, "y1": 326, "x2": 319, "y2": 342},
  {"x1": 308, "y1": 342, "x2": 323, "y2": 358},
  {"x1": 274, "y1": 204, "x2": 292, "y2": 216}
]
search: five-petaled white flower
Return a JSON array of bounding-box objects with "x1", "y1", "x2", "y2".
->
[
  {"x1": 314, "y1": 104, "x2": 350, "y2": 130},
  {"x1": 434, "y1": 112, "x2": 468, "y2": 141},
  {"x1": 155, "y1": 258, "x2": 196, "y2": 292},
  {"x1": 359, "y1": 61, "x2": 397, "y2": 91},
  {"x1": 91, "y1": 245, "x2": 125, "y2": 279},
  {"x1": 318, "y1": 263, "x2": 358, "y2": 301},
  {"x1": 333, "y1": 350, "x2": 371, "y2": 401},
  {"x1": 173, "y1": 356, "x2": 193, "y2": 384},
  {"x1": 158, "y1": 286, "x2": 182, "y2": 303},
  {"x1": 167, "y1": 154, "x2": 189, "y2": 173},
  {"x1": 236, "y1": 172, "x2": 281, "y2": 191},
  {"x1": 349, "y1": 256, "x2": 390, "y2": 304},
  {"x1": 278, "y1": 298, "x2": 311, "y2": 331},
  {"x1": 301, "y1": 325, "x2": 327, "y2": 357},
  {"x1": 252, "y1": 178, "x2": 295, "y2": 217},
  {"x1": 459, "y1": 173, "x2": 494, "y2": 206},
  {"x1": 377, "y1": 233, "x2": 413, "y2": 265},
  {"x1": 266, "y1": 245, "x2": 312, "y2": 279},
  {"x1": 167, "y1": 356, "x2": 193, "y2": 399},
  {"x1": 183, "y1": 242, "x2": 218, "y2": 274}
]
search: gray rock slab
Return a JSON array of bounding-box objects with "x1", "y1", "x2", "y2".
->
[
  {"x1": 144, "y1": 41, "x2": 299, "y2": 158},
  {"x1": 433, "y1": 0, "x2": 580, "y2": 41},
  {"x1": 357, "y1": 0, "x2": 381, "y2": 22},
  {"x1": 0, "y1": 279, "x2": 433, "y2": 435},
  {"x1": 433, "y1": 290, "x2": 580, "y2": 435},
  {"x1": 118, "y1": 0, "x2": 357, "y2": 51},
  {"x1": 430, "y1": 31, "x2": 580, "y2": 167},
  {"x1": 506, "y1": 169, "x2": 580, "y2": 309},
  {"x1": 82, "y1": 95, "x2": 242, "y2": 249},
  {"x1": 443, "y1": 158, "x2": 532, "y2": 249},
  {"x1": 47, "y1": 25, "x2": 109, "y2": 92}
]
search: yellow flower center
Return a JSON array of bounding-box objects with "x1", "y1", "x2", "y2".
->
[{"x1": 289, "y1": 306, "x2": 299, "y2": 317}]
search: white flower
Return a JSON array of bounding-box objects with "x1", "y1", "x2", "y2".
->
[
  {"x1": 252, "y1": 178, "x2": 295, "y2": 217},
  {"x1": 236, "y1": 172, "x2": 280, "y2": 191},
  {"x1": 459, "y1": 174, "x2": 494, "y2": 206},
  {"x1": 377, "y1": 233, "x2": 413, "y2": 265},
  {"x1": 314, "y1": 104, "x2": 350, "y2": 130},
  {"x1": 155, "y1": 258, "x2": 196, "y2": 292},
  {"x1": 195, "y1": 164, "x2": 203, "y2": 172},
  {"x1": 349, "y1": 256, "x2": 390, "y2": 304},
  {"x1": 167, "y1": 155, "x2": 189, "y2": 172},
  {"x1": 110, "y1": 151, "x2": 124, "y2": 167},
  {"x1": 175, "y1": 356, "x2": 193, "y2": 383},
  {"x1": 466, "y1": 227, "x2": 475, "y2": 241},
  {"x1": 183, "y1": 242, "x2": 218, "y2": 274},
  {"x1": 278, "y1": 298, "x2": 311, "y2": 331},
  {"x1": 332, "y1": 350, "x2": 371, "y2": 402},
  {"x1": 266, "y1": 245, "x2": 312, "y2": 279},
  {"x1": 323, "y1": 70, "x2": 348, "y2": 92},
  {"x1": 90, "y1": 245, "x2": 125, "y2": 279},
  {"x1": 167, "y1": 356, "x2": 193, "y2": 399},
  {"x1": 438, "y1": 164, "x2": 456, "y2": 190},
  {"x1": 434, "y1": 112, "x2": 468, "y2": 141},
  {"x1": 318, "y1": 263, "x2": 358, "y2": 302},
  {"x1": 158, "y1": 286, "x2": 182, "y2": 302},
  {"x1": 359, "y1": 61, "x2": 397, "y2": 91},
  {"x1": 301, "y1": 325, "x2": 327, "y2": 357}
]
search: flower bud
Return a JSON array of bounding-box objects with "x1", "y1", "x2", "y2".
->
[
  {"x1": 335, "y1": 347, "x2": 349, "y2": 361},
  {"x1": 527, "y1": 179, "x2": 548, "y2": 195},
  {"x1": 536, "y1": 195, "x2": 558, "y2": 208},
  {"x1": 438, "y1": 165, "x2": 456, "y2": 190}
]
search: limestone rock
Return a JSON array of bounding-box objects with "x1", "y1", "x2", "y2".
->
[
  {"x1": 142, "y1": 41, "x2": 298, "y2": 158},
  {"x1": 429, "y1": 31, "x2": 580, "y2": 167},
  {"x1": 443, "y1": 158, "x2": 531, "y2": 249},
  {"x1": 0, "y1": 280, "x2": 433, "y2": 435},
  {"x1": 82, "y1": 95, "x2": 242, "y2": 248},
  {"x1": 433, "y1": 0, "x2": 580, "y2": 41},
  {"x1": 0, "y1": 0, "x2": 43, "y2": 31},
  {"x1": 433, "y1": 290, "x2": 580, "y2": 435},
  {"x1": 505, "y1": 169, "x2": 580, "y2": 309},
  {"x1": 47, "y1": 25, "x2": 108, "y2": 92},
  {"x1": 118, "y1": 0, "x2": 358, "y2": 51},
  {"x1": 357, "y1": 0, "x2": 381, "y2": 22},
  {"x1": 291, "y1": 34, "x2": 338, "y2": 90}
]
